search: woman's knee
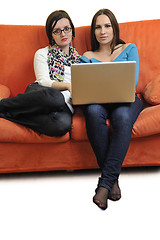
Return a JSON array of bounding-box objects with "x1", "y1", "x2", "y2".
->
[
  {"x1": 46, "y1": 112, "x2": 72, "y2": 137},
  {"x1": 84, "y1": 104, "x2": 107, "y2": 123},
  {"x1": 57, "y1": 115, "x2": 72, "y2": 136},
  {"x1": 111, "y1": 106, "x2": 132, "y2": 130},
  {"x1": 112, "y1": 97, "x2": 143, "y2": 127},
  {"x1": 85, "y1": 104, "x2": 103, "y2": 115},
  {"x1": 42, "y1": 122, "x2": 71, "y2": 137}
]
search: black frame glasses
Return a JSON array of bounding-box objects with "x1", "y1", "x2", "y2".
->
[{"x1": 52, "y1": 26, "x2": 72, "y2": 35}]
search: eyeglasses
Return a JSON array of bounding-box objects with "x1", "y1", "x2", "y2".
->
[{"x1": 52, "y1": 26, "x2": 72, "y2": 35}]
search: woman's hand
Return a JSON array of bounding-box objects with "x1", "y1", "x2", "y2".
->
[
  {"x1": 51, "y1": 82, "x2": 71, "y2": 92},
  {"x1": 66, "y1": 82, "x2": 71, "y2": 93}
]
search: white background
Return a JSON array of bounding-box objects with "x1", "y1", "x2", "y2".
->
[
  {"x1": 0, "y1": 1, "x2": 160, "y2": 240},
  {"x1": 0, "y1": 0, "x2": 159, "y2": 27},
  {"x1": 0, "y1": 168, "x2": 160, "y2": 240}
]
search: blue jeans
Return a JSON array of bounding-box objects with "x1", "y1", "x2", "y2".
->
[{"x1": 84, "y1": 94, "x2": 143, "y2": 191}]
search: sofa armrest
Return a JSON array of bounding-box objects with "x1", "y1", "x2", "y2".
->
[
  {"x1": 132, "y1": 104, "x2": 160, "y2": 137},
  {"x1": 0, "y1": 84, "x2": 11, "y2": 98}
]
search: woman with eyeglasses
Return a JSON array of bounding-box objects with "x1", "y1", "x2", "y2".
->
[{"x1": 0, "y1": 10, "x2": 81, "y2": 136}]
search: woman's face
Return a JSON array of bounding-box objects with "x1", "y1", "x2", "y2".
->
[
  {"x1": 94, "y1": 14, "x2": 113, "y2": 46},
  {"x1": 52, "y1": 18, "x2": 72, "y2": 49}
]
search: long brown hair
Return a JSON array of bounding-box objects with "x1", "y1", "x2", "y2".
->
[{"x1": 91, "y1": 9, "x2": 125, "y2": 53}]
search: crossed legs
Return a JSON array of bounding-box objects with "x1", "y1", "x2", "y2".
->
[{"x1": 0, "y1": 83, "x2": 72, "y2": 137}]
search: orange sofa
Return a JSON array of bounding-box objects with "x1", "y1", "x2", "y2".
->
[{"x1": 0, "y1": 19, "x2": 160, "y2": 173}]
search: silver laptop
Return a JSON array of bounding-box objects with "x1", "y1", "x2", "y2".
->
[{"x1": 71, "y1": 61, "x2": 136, "y2": 105}]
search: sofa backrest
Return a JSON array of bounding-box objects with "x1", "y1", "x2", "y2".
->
[
  {"x1": 0, "y1": 25, "x2": 48, "y2": 96},
  {"x1": 0, "y1": 19, "x2": 160, "y2": 96},
  {"x1": 119, "y1": 20, "x2": 160, "y2": 94}
]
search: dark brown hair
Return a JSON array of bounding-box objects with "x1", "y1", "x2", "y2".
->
[
  {"x1": 91, "y1": 9, "x2": 125, "y2": 53},
  {"x1": 46, "y1": 10, "x2": 75, "y2": 46}
]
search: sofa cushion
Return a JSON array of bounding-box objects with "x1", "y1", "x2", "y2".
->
[
  {"x1": 0, "y1": 84, "x2": 11, "y2": 98},
  {"x1": 0, "y1": 118, "x2": 69, "y2": 143},
  {"x1": 132, "y1": 104, "x2": 160, "y2": 137},
  {"x1": 71, "y1": 108, "x2": 88, "y2": 141},
  {"x1": 142, "y1": 75, "x2": 160, "y2": 105}
]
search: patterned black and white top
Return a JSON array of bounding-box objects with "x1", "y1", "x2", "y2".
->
[
  {"x1": 47, "y1": 44, "x2": 81, "y2": 82},
  {"x1": 34, "y1": 44, "x2": 81, "y2": 113}
]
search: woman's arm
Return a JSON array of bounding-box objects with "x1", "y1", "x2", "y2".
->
[
  {"x1": 51, "y1": 81, "x2": 71, "y2": 92},
  {"x1": 127, "y1": 44, "x2": 139, "y2": 87}
]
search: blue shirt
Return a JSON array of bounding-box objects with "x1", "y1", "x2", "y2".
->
[{"x1": 80, "y1": 43, "x2": 139, "y2": 87}]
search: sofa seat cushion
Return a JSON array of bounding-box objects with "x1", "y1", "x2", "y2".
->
[
  {"x1": 71, "y1": 105, "x2": 160, "y2": 141},
  {"x1": 0, "y1": 118, "x2": 69, "y2": 143},
  {"x1": 142, "y1": 75, "x2": 160, "y2": 105},
  {"x1": 71, "y1": 108, "x2": 88, "y2": 141}
]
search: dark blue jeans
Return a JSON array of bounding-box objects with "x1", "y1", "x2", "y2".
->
[{"x1": 84, "y1": 94, "x2": 143, "y2": 191}]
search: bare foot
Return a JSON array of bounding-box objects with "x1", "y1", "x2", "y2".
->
[
  {"x1": 108, "y1": 180, "x2": 121, "y2": 201},
  {"x1": 93, "y1": 187, "x2": 109, "y2": 210}
]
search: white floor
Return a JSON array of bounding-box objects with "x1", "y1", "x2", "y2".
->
[{"x1": 0, "y1": 167, "x2": 159, "y2": 240}]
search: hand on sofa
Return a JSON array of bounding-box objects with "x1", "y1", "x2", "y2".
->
[{"x1": 0, "y1": 84, "x2": 11, "y2": 99}]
